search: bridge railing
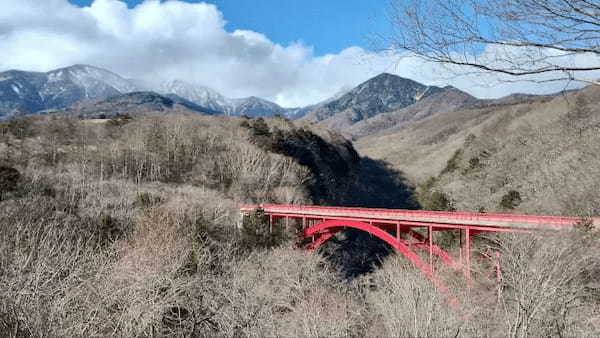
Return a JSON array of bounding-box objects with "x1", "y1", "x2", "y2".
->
[{"x1": 241, "y1": 204, "x2": 598, "y2": 230}]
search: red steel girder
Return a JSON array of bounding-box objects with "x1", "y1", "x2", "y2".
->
[{"x1": 305, "y1": 219, "x2": 459, "y2": 306}]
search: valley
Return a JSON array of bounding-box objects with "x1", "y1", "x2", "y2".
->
[
  {"x1": 357, "y1": 85, "x2": 600, "y2": 217},
  {"x1": 3, "y1": 1, "x2": 600, "y2": 336},
  {"x1": 1, "y1": 65, "x2": 599, "y2": 337}
]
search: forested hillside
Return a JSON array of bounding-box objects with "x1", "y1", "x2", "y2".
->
[
  {"x1": 0, "y1": 104, "x2": 598, "y2": 337},
  {"x1": 357, "y1": 86, "x2": 600, "y2": 217},
  {"x1": 0, "y1": 113, "x2": 416, "y2": 336}
]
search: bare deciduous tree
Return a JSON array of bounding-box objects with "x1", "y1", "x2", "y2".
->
[{"x1": 388, "y1": 0, "x2": 600, "y2": 84}]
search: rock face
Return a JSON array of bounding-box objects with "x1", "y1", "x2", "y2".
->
[{"x1": 0, "y1": 65, "x2": 139, "y2": 118}]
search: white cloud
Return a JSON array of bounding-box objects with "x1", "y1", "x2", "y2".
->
[{"x1": 1, "y1": 0, "x2": 598, "y2": 107}]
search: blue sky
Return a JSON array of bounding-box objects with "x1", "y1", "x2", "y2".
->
[{"x1": 68, "y1": 0, "x2": 389, "y2": 56}]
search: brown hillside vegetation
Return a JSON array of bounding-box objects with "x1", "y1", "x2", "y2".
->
[
  {"x1": 346, "y1": 87, "x2": 479, "y2": 138},
  {"x1": 0, "y1": 113, "x2": 599, "y2": 336},
  {"x1": 357, "y1": 85, "x2": 600, "y2": 217}
]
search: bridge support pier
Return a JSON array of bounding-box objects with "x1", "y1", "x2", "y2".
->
[
  {"x1": 428, "y1": 226, "x2": 434, "y2": 275},
  {"x1": 464, "y1": 228, "x2": 471, "y2": 286}
]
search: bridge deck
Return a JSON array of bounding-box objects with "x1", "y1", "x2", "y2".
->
[{"x1": 241, "y1": 204, "x2": 598, "y2": 231}]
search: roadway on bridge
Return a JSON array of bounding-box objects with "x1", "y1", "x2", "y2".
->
[{"x1": 242, "y1": 204, "x2": 596, "y2": 231}]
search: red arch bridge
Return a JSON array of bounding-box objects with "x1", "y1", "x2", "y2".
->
[{"x1": 241, "y1": 204, "x2": 598, "y2": 304}]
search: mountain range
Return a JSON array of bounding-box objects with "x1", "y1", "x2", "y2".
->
[
  {"x1": 0, "y1": 65, "x2": 304, "y2": 119},
  {"x1": 1, "y1": 64, "x2": 548, "y2": 138},
  {"x1": 62, "y1": 91, "x2": 222, "y2": 118},
  {"x1": 0, "y1": 65, "x2": 137, "y2": 118}
]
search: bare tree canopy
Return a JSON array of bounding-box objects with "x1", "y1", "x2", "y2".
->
[{"x1": 388, "y1": 0, "x2": 600, "y2": 84}]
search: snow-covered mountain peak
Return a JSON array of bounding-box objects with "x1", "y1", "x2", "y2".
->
[
  {"x1": 0, "y1": 64, "x2": 313, "y2": 119},
  {"x1": 158, "y1": 79, "x2": 234, "y2": 112},
  {"x1": 157, "y1": 80, "x2": 290, "y2": 117},
  {"x1": 46, "y1": 64, "x2": 138, "y2": 94}
]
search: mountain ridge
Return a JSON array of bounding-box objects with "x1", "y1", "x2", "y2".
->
[
  {"x1": 0, "y1": 65, "x2": 139, "y2": 118},
  {"x1": 300, "y1": 73, "x2": 482, "y2": 136},
  {"x1": 1, "y1": 64, "x2": 551, "y2": 124},
  {"x1": 155, "y1": 79, "x2": 298, "y2": 118},
  {"x1": 302, "y1": 73, "x2": 438, "y2": 125},
  {"x1": 60, "y1": 91, "x2": 219, "y2": 118},
  {"x1": 0, "y1": 65, "x2": 299, "y2": 119}
]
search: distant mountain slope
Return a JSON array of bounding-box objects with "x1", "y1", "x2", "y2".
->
[
  {"x1": 157, "y1": 80, "x2": 289, "y2": 118},
  {"x1": 356, "y1": 85, "x2": 600, "y2": 216},
  {"x1": 0, "y1": 70, "x2": 48, "y2": 115},
  {"x1": 60, "y1": 91, "x2": 217, "y2": 118},
  {"x1": 2, "y1": 65, "x2": 555, "y2": 124},
  {"x1": 158, "y1": 80, "x2": 232, "y2": 113},
  {"x1": 305, "y1": 72, "x2": 556, "y2": 138},
  {"x1": 346, "y1": 86, "x2": 480, "y2": 138},
  {"x1": 0, "y1": 65, "x2": 139, "y2": 118},
  {"x1": 163, "y1": 94, "x2": 223, "y2": 115},
  {"x1": 302, "y1": 73, "x2": 441, "y2": 129},
  {"x1": 230, "y1": 96, "x2": 287, "y2": 118},
  {"x1": 47, "y1": 64, "x2": 138, "y2": 95},
  {"x1": 283, "y1": 87, "x2": 352, "y2": 120},
  {"x1": 0, "y1": 65, "x2": 310, "y2": 120}
]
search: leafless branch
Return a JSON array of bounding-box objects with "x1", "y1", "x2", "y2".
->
[{"x1": 388, "y1": 0, "x2": 600, "y2": 84}]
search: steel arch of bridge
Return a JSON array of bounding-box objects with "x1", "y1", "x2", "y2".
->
[
  {"x1": 304, "y1": 219, "x2": 458, "y2": 304},
  {"x1": 241, "y1": 204, "x2": 597, "y2": 304}
]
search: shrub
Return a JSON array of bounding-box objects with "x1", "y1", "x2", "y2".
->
[
  {"x1": 249, "y1": 117, "x2": 272, "y2": 148},
  {"x1": 489, "y1": 231, "x2": 600, "y2": 337},
  {"x1": 441, "y1": 149, "x2": 462, "y2": 174},
  {"x1": 239, "y1": 210, "x2": 290, "y2": 250},
  {"x1": 5, "y1": 117, "x2": 35, "y2": 139},
  {"x1": 574, "y1": 218, "x2": 594, "y2": 232},
  {"x1": 135, "y1": 192, "x2": 163, "y2": 208},
  {"x1": 417, "y1": 177, "x2": 455, "y2": 211},
  {"x1": 361, "y1": 256, "x2": 462, "y2": 337},
  {"x1": 107, "y1": 114, "x2": 132, "y2": 127},
  {"x1": 220, "y1": 248, "x2": 363, "y2": 337},
  {"x1": 419, "y1": 189, "x2": 455, "y2": 211},
  {"x1": 251, "y1": 118, "x2": 270, "y2": 137},
  {"x1": 468, "y1": 157, "x2": 481, "y2": 169},
  {"x1": 239, "y1": 119, "x2": 251, "y2": 129},
  {"x1": 500, "y1": 190, "x2": 522, "y2": 210},
  {"x1": 0, "y1": 166, "x2": 20, "y2": 197},
  {"x1": 98, "y1": 214, "x2": 123, "y2": 243}
]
